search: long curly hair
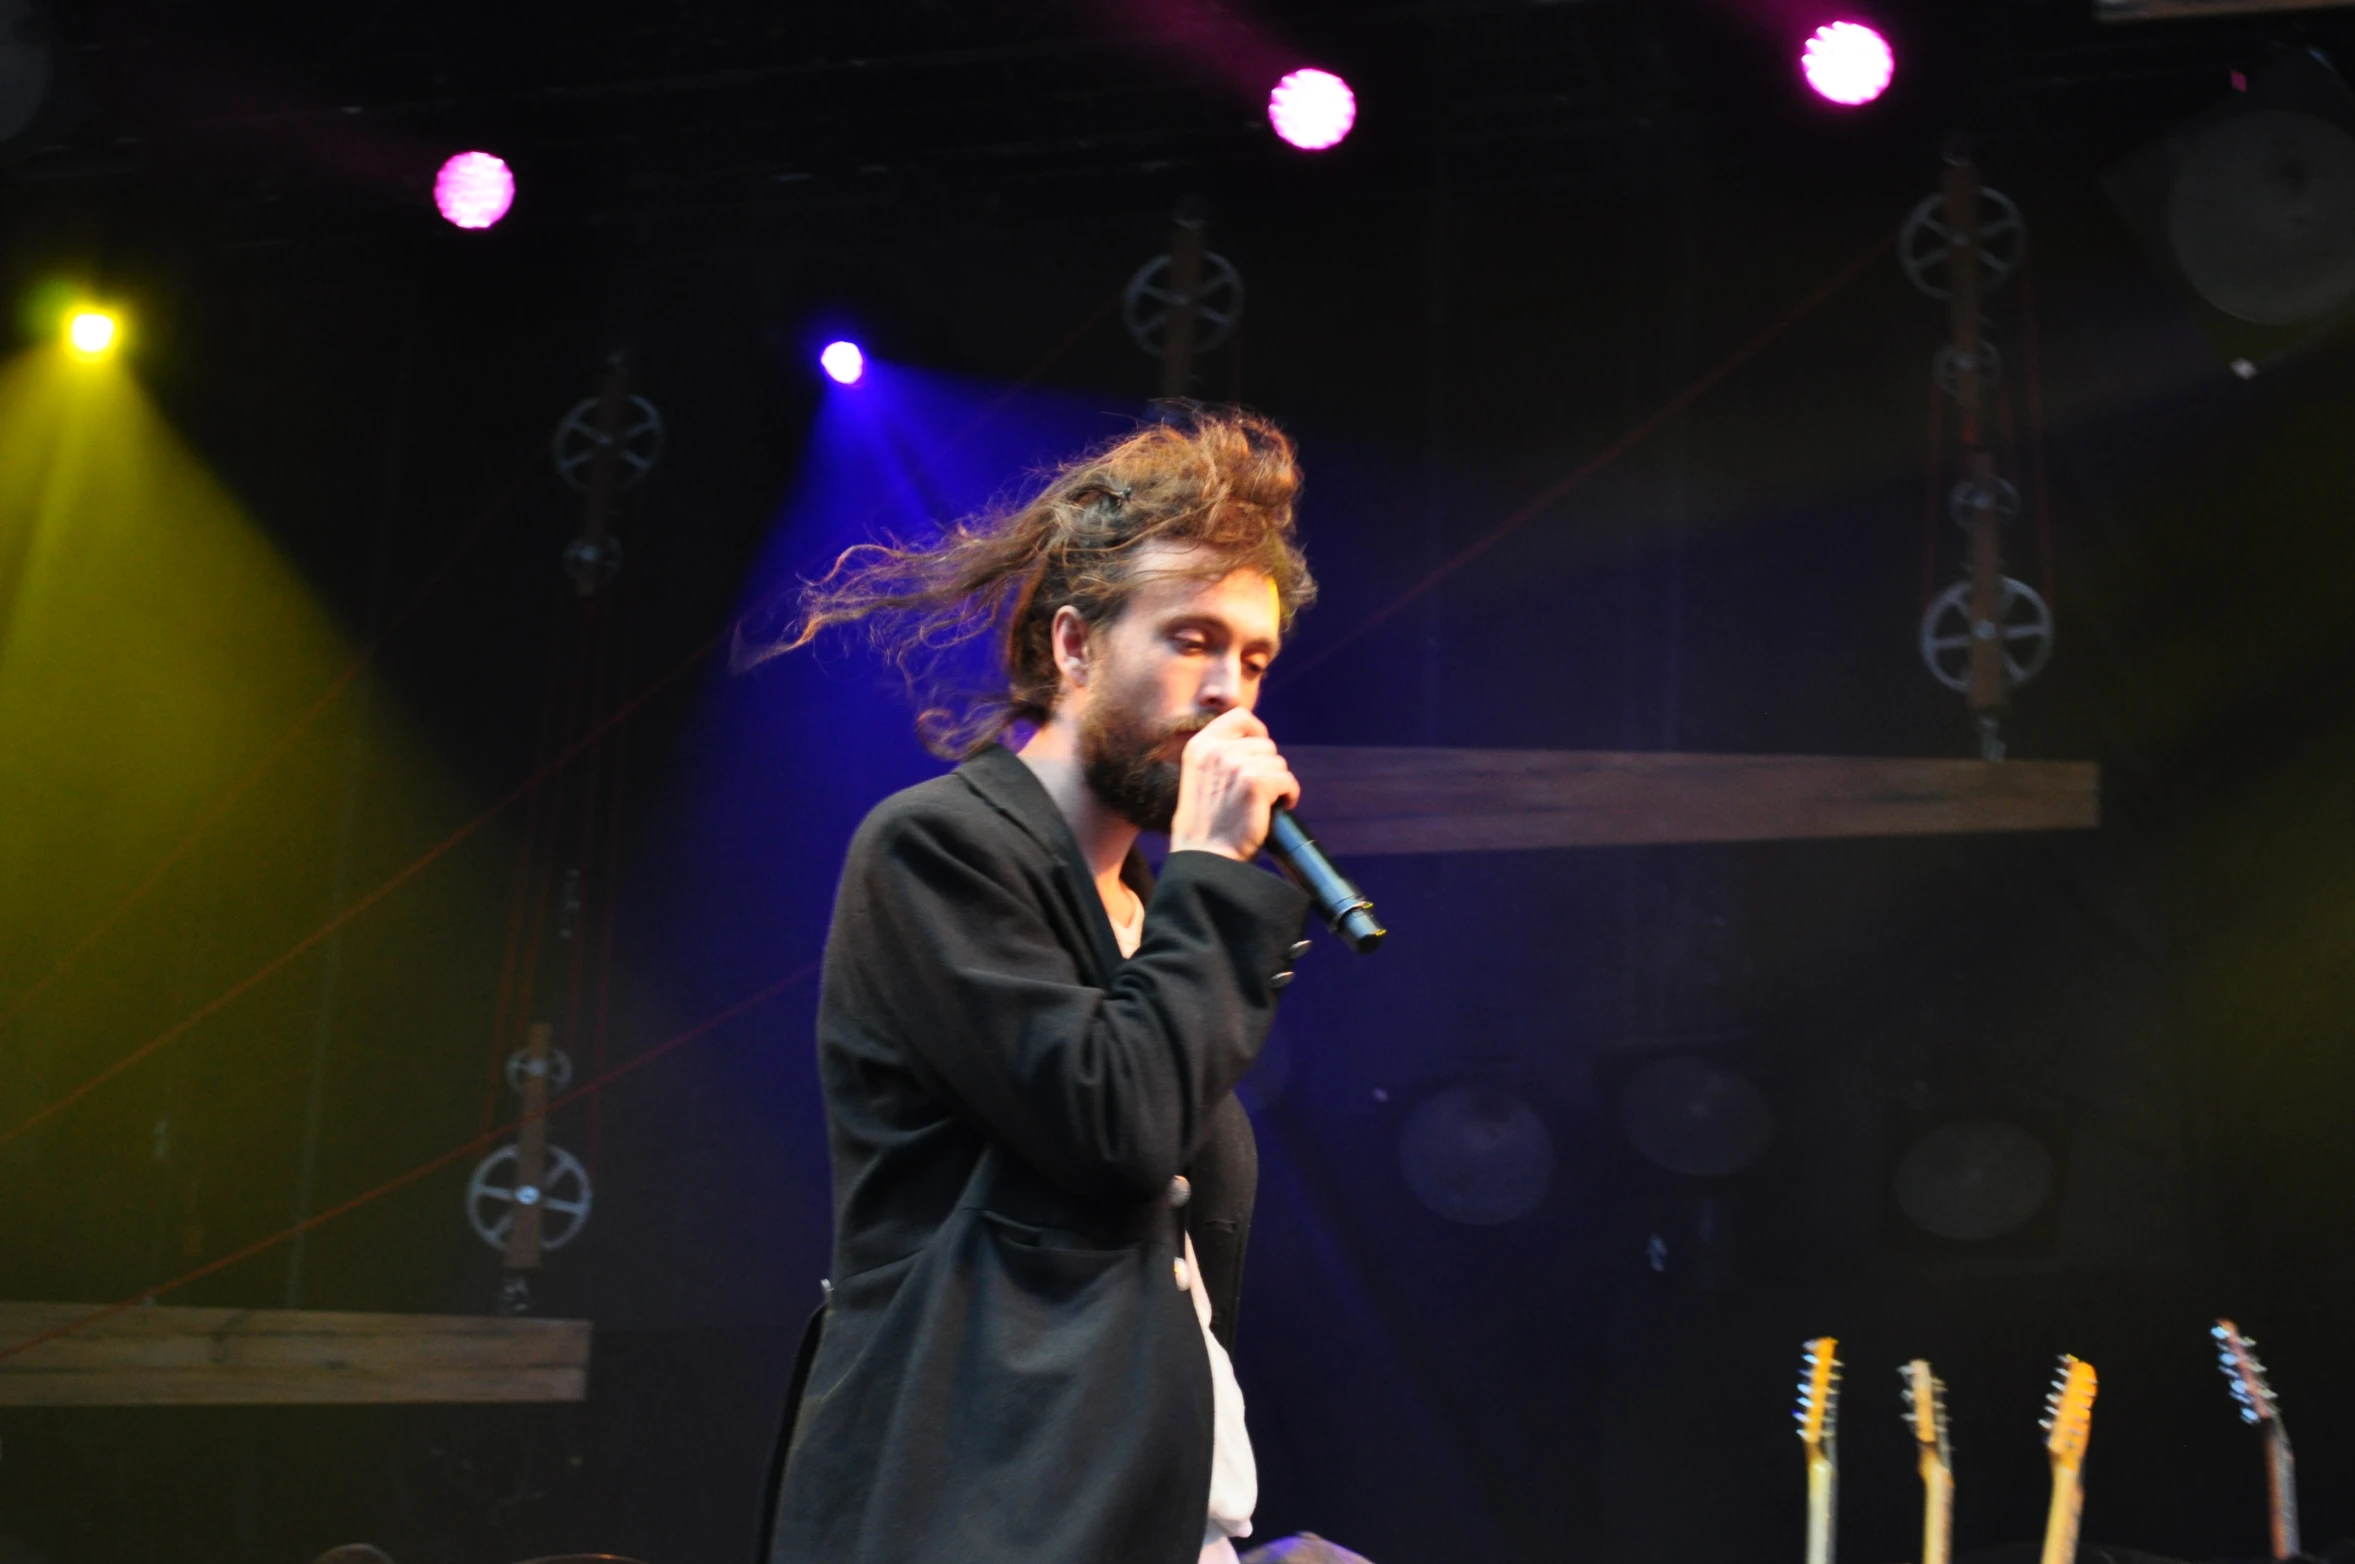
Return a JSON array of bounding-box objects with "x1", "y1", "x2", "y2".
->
[{"x1": 748, "y1": 405, "x2": 1317, "y2": 758}]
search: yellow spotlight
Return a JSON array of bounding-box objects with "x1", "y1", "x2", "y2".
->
[{"x1": 66, "y1": 310, "x2": 119, "y2": 358}]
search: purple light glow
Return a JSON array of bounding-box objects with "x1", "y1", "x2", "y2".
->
[
  {"x1": 1268, "y1": 68, "x2": 1356, "y2": 152},
  {"x1": 1801, "y1": 22, "x2": 1894, "y2": 106},
  {"x1": 820, "y1": 341, "x2": 866, "y2": 385},
  {"x1": 434, "y1": 151, "x2": 515, "y2": 230}
]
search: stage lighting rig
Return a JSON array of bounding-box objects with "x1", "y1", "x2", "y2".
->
[
  {"x1": 1801, "y1": 22, "x2": 1895, "y2": 107},
  {"x1": 434, "y1": 150, "x2": 516, "y2": 230},
  {"x1": 1268, "y1": 67, "x2": 1356, "y2": 151},
  {"x1": 64, "y1": 307, "x2": 117, "y2": 358},
  {"x1": 820, "y1": 340, "x2": 866, "y2": 385},
  {"x1": 1125, "y1": 200, "x2": 1244, "y2": 399},
  {"x1": 1900, "y1": 153, "x2": 2052, "y2": 759},
  {"x1": 550, "y1": 358, "x2": 664, "y2": 595}
]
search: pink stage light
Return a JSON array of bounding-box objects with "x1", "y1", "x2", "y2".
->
[
  {"x1": 434, "y1": 151, "x2": 516, "y2": 230},
  {"x1": 1801, "y1": 23, "x2": 1894, "y2": 107},
  {"x1": 819, "y1": 341, "x2": 866, "y2": 385},
  {"x1": 1268, "y1": 68, "x2": 1356, "y2": 152}
]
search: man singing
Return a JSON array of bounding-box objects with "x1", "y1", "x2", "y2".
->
[{"x1": 763, "y1": 407, "x2": 1319, "y2": 1564}]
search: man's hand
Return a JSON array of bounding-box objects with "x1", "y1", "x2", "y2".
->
[{"x1": 1168, "y1": 708, "x2": 1301, "y2": 863}]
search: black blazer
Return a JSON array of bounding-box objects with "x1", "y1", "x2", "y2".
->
[{"x1": 767, "y1": 744, "x2": 1309, "y2": 1564}]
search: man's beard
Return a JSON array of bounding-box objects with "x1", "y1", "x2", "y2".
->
[{"x1": 1080, "y1": 697, "x2": 1208, "y2": 833}]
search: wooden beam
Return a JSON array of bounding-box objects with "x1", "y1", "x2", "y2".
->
[
  {"x1": 1285, "y1": 747, "x2": 2100, "y2": 855},
  {"x1": 0, "y1": 1302, "x2": 590, "y2": 1407},
  {"x1": 2098, "y1": 0, "x2": 2354, "y2": 21}
]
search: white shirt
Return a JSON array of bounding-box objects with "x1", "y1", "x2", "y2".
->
[
  {"x1": 1112, "y1": 893, "x2": 1256, "y2": 1562},
  {"x1": 1106, "y1": 885, "x2": 1252, "y2": 1554},
  {"x1": 1186, "y1": 1229, "x2": 1257, "y2": 1562}
]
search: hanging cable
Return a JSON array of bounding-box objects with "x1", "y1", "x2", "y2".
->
[
  {"x1": 1922, "y1": 357, "x2": 1947, "y2": 614},
  {"x1": 588, "y1": 578, "x2": 636, "y2": 1177},
  {"x1": 0, "y1": 960, "x2": 816, "y2": 1368},
  {"x1": 0, "y1": 617, "x2": 734, "y2": 1156},
  {"x1": 2, "y1": 286, "x2": 1120, "y2": 1156},
  {"x1": 2018, "y1": 251, "x2": 2058, "y2": 609},
  {"x1": 479, "y1": 607, "x2": 577, "y2": 1137},
  {"x1": 0, "y1": 445, "x2": 545, "y2": 1041}
]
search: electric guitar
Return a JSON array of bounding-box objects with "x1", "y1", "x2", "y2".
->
[
  {"x1": 2214, "y1": 1319, "x2": 2300, "y2": 1559},
  {"x1": 1795, "y1": 1338, "x2": 1841, "y2": 1564},
  {"x1": 1902, "y1": 1359, "x2": 1955, "y2": 1564},
  {"x1": 2038, "y1": 1354, "x2": 2097, "y2": 1564}
]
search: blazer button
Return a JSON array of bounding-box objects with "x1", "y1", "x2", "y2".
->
[
  {"x1": 1174, "y1": 1256, "x2": 1191, "y2": 1291},
  {"x1": 1269, "y1": 970, "x2": 1295, "y2": 989},
  {"x1": 1287, "y1": 939, "x2": 1311, "y2": 960},
  {"x1": 1167, "y1": 1174, "x2": 1191, "y2": 1208}
]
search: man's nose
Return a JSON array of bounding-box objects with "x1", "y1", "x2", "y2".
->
[{"x1": 1198, "y1": 653, "x2": 1246, "y2": 711}]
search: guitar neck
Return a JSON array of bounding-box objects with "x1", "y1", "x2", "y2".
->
[
  {"x1": 2264, "y1": 1424, "x2": 2300, "y2": 1560},
  {"x1": 2039, "y1": 1467, "x2": 2083, "y2": 1564},
  {"x1": 1919, "y1": 1457, "x2": 1953, "y2": 1564},
  {"x1": 1805, "y1": 1451, "x2": 1838, "y2": 1564}
]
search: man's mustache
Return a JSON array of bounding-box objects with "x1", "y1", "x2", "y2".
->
[{"x1": 1154, "y1": 714, "x2": 1215, "y2": 756}]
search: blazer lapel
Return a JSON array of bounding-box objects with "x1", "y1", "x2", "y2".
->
[{"x1": 956, "y1": 743, "x2": 1129, "y2": 983}]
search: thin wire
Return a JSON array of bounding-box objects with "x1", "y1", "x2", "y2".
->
[
  {"x1": 556, "y1": 595, "x2": 622, "y2": 1114},
  {"x1": 2018, "y1": 250, "x2": 2057, "y2": 608},
  {"x1": 1272, "y1": 234, "x2": 1892, "y2": 692},
  {"x1": 0, "y1": 962, "x2": 816, "y2": 1367},
  {"x1": 503, "y1": 593, "x2": 606, "y2": 1108},
  {"x1": 0, "y1": 284, "x2": 1116, "y2": 1155},
  {"x1": 1923, "y1": 363, "x2": 1946, "y2": 613},
  {"x1": 588, "y1": 580, "x2": 636, "y2": 1177},
  {"x1": 0, "y1": 618, "x2": 733, "y2": 1156},
  {"x1": 0, "y1": 447, "x2": 543, "y2": 1041},
  {"x1": 480, "y1": 607, "x2": 574, "y2": 1137}
]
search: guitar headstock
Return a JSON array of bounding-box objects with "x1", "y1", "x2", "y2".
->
[
  {"x1": 2213, "y1": 1319, "x2": 2282, "y2": 1428},
  {"x1": 2041, "y1": 1354, "x2": 2098, "y2": 1474},
  {"x1": 1795, "y1": 1337, "x2": 1842, "y2": 1459},
  {"x1": 1902, "y1": 1358, "x2": 1953, "y2": 1469}
]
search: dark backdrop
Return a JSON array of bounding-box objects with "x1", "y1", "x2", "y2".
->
[{"x1": 7, "y1": 10, "x2": 2355, "y2": 1562}]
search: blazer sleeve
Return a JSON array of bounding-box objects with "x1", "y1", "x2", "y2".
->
[{"x1": 838, "y1": 806, "x2": 1308, "y2": 1207}]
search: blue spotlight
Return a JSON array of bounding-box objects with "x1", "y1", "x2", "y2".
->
[{"x1": 820, "y1": 340, "x2": 866, "y2": 385}]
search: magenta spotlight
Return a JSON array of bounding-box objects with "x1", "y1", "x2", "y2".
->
[
  {"x1": 820, "y1": 340, "x2": 866, "y2": 385},
  {"x1": 435, "y1": 151, "x2": 515, "y2": 229},
  {"x1": 1268, "y1": 68, "x2": 1356, "y2": 152},
  {"x1": 1801, "y1": 22, "x2": 1894, "y2": 107}
]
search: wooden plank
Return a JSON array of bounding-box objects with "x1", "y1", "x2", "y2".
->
[
  {"x1": 0, "y1": 1302, "x2": 590, "y2": 1406},
  {"x1": 1286, "y1": 747, "x2": 2100, "y2": 854},
  {"x1": 2098, "y1": 0, "x2": 2354, "y2": 22}
]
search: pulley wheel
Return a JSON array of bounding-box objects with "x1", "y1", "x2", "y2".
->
[
  {"x1": 1918, "y1": 576, "x2": 2054, "y2": 694},
  {"x1": 551, "y1": 394, "x2": 665, "y2": 491},
  {"x1": 1122, "y1": 251, "x2": 1245, "y2": 357},
  {"x1": 1899, "y1": 187, "x2": 2026, "y2": 299},
  {"x1": 465, "y1": 1143, "x2": 594, "y2": 1251}
]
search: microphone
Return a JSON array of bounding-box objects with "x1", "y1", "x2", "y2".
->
[{"x1": 1264, "y1": 806, "x2": 1385, "y2": 954}]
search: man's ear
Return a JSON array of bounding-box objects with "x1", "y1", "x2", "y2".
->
[{"x1": 1049, "y1": 605, "x2": 1091, "y2": 689}]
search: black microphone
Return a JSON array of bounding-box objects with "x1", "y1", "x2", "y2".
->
[{"x1": 1263, "y1": 806, "x2": 1385, "y2": 954}]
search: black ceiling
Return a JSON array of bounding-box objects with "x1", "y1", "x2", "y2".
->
[{"x1": 9, "y1": 0, "x2": 2355, "y2": 247}]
